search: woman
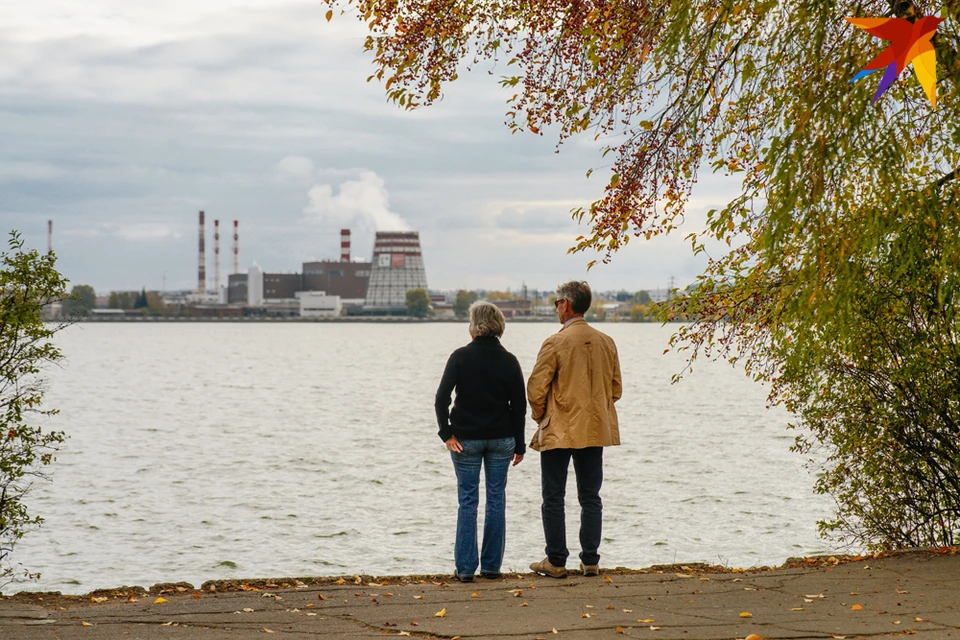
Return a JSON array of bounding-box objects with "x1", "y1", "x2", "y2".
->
[{"x1": 434, "y1": 301, "x2": 526, "y2": 582}]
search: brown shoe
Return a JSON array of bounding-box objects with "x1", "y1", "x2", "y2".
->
[
  {"x1": 580, "y1": 562, "x2": 600, "y2": 577},
  {"x1": 530, "y1": 558, "x2": 567, "y2": 578}
]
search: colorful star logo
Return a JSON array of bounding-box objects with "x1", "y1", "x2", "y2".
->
[{"x1": 847, "y1": 15, "x2": 943, "y2": 108}]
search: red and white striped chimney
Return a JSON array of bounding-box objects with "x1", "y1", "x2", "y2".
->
[
  {"x1": 214, "y1": 219, "x2": 221, "y2": 294},
  {"x1": 340, "y1": 228, "x2": 351, "y2": 262},
  {"x1": 198, "y1": 211, "x2": 206, "y2": 293},
  {"x1": 233, "y1": 220, "x2": 239, "y2": 274}
]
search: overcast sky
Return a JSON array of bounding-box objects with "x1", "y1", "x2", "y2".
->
[{"x1": 1, "y1": 1, "x2": 740, "y2": 294}]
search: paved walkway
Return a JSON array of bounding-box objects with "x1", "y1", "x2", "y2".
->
[{"x1": 2, "y1": 551, "x2": 959, "y2": 639}]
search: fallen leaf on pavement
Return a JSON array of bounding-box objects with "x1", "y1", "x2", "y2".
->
[
  {"x1": 650, "y1": 626, "x2": 661, "y2": 631},
  {"x1": 398, "y1": 633, "x2": 411, "y2": 637},
  {"x1": 606, "y1": 605, "x2": 615, "y2": 610},
  {"x1": 745, "y1": 635, "x2": 764, "y2": 640},
  {"x1": 91, "y1": 596, "x2": 107, "y2": 603},
  {"x1": 552, "y1": 629, "x2": 559, "y2": 634},
  {"x1": 81, "y1": 622, "x2": 92, "y2": 627},
  {"x1": 739, "y1": 612, "x2": 753, "y2": 618},
  {"x1": 353, "y1": 576, "x2": 362, "y2": 584},
  {"x1": 243, "y1": 608, "x2": 254, "y2": 613},
  {"x1": 191, "y1": 593, "x2": 202, "y2": 599},
  {"x1": 792, "y1": 607, "x2": 804, "y2": 611},
  {"x1": 435, "y1": 608, "x2": 447, "y2": 618},
  {"x1": 604, "y1": 576, "x2": 613, "y2": 582},
  {"x1": 851, "y1": 604, "x2": 863, "y2": 611},
  {"x1": 154, "y1": 597, "x2": 168, "y2": 604},
  {"x1": 127, "y1": 594, "x2": 137, "y2": 602},
  {"x1": 896, "y1": 589, "x2": 909, "y2": 594},
  {"x1": 637, "y1": 619, "x2": 654, "y2": 623},
  {"x1": 335, "y1": 579, "x2": 346, "y2": 585},
  {"x1": 410, "y1": 621, "x2": 418, "y2": 626},
  {"x1": 616, "y1": 626, "x2": 625, "y2": 634},
  {"x1": 471, "y1": 593, "x2": 482, "y2": 598},
  {"x1": 318, "y1": 594, "x2": 327, "y2": 601},
  {"x1": 263, "y1": 629, "x2": 274, "y2": 634},
  {"x1": 521, "y1": 602, "x2": 529, "y2": 606},
  {"x1": 413, "y1": 595, "x2": 424, "y2": 599},
  {"x1": 623, "y1": 609, "x2": 633, "y2": 613},
  {"x1": 914, "y1": 618, "x2": 924, "y2": 622}
]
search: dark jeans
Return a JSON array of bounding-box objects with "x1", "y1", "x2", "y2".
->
[{"x1": 540, "y1": 447, "x2": 603, "y2": 567}]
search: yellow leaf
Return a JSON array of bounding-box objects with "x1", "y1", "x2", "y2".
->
[
  {"x1": 521, "y1": 601, "x2": 529, "y2": 606},
  {"x1": 435, "y1": 608, "x2": 447, "y2": 618},
  {"x1": 243, "y1": 608, "x2": 254, "y2": 613},
  {"x1": 81, "y1": 621, "x2": 92, "y2": 626},
  {"x1": 154, "y1": 597, "x2": 168, "y2": 604},
  {"x1": 604, "y1": 576, "x2": 613, "y2": 582},
  {"x1": 739, "y1": 611, "x2": 753, "y2": 618},
  {"x1": 851, "y1": 604, "x2": 863, "y2": 611},
  {"x1": 637, "y1": 619, "x2": 654, "y2": 623},
  {"x1": 325, "y1": 9, "x2": 333, "y2": 21},
  {"x1": 552, "y1": 629, "x2": 559, "y2": 634},
  {"x1": 792, "y1": 607, "x2": 804, "y2": 611},
  {"x1": 335, "y1": 578, "x2": 346, "y2": 585},
  {"x1": 413, "y1": 595, "x2": 424, "y2": 599},
  {"x1": 264, "y1": 628, "x2": 274, "y2": 634},
  {"x1": 471, "y1": 593, "x2": 482, "y2": 598},
  {"x1": 650, "y1": 626, "x2": 661, "y2": 631},
  {"x1": 616, "y1": 627, "x2": 625, "y2": 634},
  {"x1": 745, "y1": 635, "x2": 764, "y2": 640}
]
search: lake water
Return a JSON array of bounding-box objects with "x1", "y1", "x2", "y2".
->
[{"x1": 9, "y1": 322, "x2": 837, "y2": 594}]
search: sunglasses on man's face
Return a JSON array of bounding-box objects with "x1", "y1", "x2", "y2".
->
[{"x1": 554, "y1": 299, "x2": 565, "y2": 308}]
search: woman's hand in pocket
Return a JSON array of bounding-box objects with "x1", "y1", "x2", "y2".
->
[{"x1": 445, "y1": 435, "x2": 463, "y2": 453}]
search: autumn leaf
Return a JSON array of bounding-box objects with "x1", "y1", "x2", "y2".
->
[
  {"x1": 745, "y1": 635, "x2": 764, "y2": 640},
  {"x1": 471, "y1": 592, "x2": 482, "y2": 598},
  {"x1": 81, "y1": 621, "x2": 92, "y2": 626},
  {"x1": 851, "y1": 604, "x2": 863, "y2": 611},
  {"x1": 603, "y1": 576, "x2": 613, "y2": 582},
  {"x1": 154, "y1": 597, "x2": 168, "y2": 604},
  {"x1": 335, "y1": 579, "x2": 346, "y2": 585},
  {"x1": 413, "y1": 595, "x2": 424, "y2": 599},
  {"x1": 739, "y1": 611, "x2": 753, "y2": 618},
  {"x1": 243, "y1": 608, "x2": 254, "y2": 613},
  {"x1": 616, "y1": 627, "x2": 625, "y2": 634},
  {"x1": 435, "y1": 608, "x2": 447, "y2": 617},
  {"x1": 318, "y1": 594, "x2": 327, "y2": 601},
  {"x1": 325, "y1": 9, "x2": 333, "y2": 21},
  {"x1": 264, "y1": 629, "x2": 274, "y2": 634}
]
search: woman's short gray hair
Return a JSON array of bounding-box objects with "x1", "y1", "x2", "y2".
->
[{"x1": 469, "y1": 301, "x2": 506, "y2": 338}]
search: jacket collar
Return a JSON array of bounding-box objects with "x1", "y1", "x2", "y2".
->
[{"x1": 560, "y1": 316, "x2": 586, "y2": 332}]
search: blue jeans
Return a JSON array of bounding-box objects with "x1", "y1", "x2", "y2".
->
[{"x1": 450, "y1": 437, "x2": 515, "y2": 578}]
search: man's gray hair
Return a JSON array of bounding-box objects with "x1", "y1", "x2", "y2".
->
[
  {"x1": 469, "y1": 301, "x2": 506, "y2": 338},
  {"x1": 556, "y1": 281, "x2": 592, "y2": 314}
]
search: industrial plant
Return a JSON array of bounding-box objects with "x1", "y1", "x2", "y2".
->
[{"x1": 191, "y1": 211, "x2": 428, "y2": 318}]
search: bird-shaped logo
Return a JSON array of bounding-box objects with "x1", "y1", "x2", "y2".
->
[{"x1": 846, "y1": 15, "x2": 943, "y2": 108}]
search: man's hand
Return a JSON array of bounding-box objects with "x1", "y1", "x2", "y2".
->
[
  {"x1": 445, "y1": 435, "x2": 463, "y2": 453},
  {"x1": 512, "y1": 453, "x2": 524, "y2": 466}
]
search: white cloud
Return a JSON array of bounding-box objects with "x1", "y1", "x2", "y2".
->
[
  {"x1": 274, "y1": 155, "x2": 315, "y2": 182},
  {"x1": 0, "y1": 161, "x2": 64, "y2": 181},
  {"x1": 303, "y1": 170, "x2": 410, "y2": 233}
]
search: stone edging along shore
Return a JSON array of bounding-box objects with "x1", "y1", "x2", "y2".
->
[{"x1": 6, "y1": 547, "x2": 958, "y2": 606}]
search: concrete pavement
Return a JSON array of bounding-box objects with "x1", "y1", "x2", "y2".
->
[{"x1": 2, "y1": 550, "x2": 959, "y2": 639}]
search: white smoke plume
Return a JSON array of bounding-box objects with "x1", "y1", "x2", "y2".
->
[{"x1": 303, "y1": 170, "x2": 410, "y2": 232}]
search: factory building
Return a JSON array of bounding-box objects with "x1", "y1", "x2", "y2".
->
[{"x1": 216, "y1": 227, "x2": 425, "y2": 315}]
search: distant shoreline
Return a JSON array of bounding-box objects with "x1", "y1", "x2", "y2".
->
[{"x1": 53, "y1": 316, "x2": 663, "y2": 324}]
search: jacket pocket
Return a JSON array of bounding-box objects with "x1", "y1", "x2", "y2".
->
[{"x1": 530, "y1": 415, "x2": 551, "y2": 449}]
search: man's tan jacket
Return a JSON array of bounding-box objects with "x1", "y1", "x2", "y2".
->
[{"x1": 527, "y1": 317, "x2": 622, "y2": 451}]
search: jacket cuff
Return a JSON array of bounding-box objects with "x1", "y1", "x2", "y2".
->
[
  {"x1": 439, "y1": 427, "x2": 453, "y2": 442},
  {"x1": 514, "y1": 439, "x2": 526, "y2": 455}
]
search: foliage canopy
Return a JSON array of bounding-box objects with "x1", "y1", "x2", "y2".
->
[
  {"x1": 0, "y1": 233, "x2": 68, "y2": 584},
  {"x1": 326, "y1": 0, "x2": 960, "y2": 548}
]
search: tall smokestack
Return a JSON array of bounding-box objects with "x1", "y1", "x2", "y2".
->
[
  {"x1": 214, "y1": 219, "x2": 221, "y2": 295},
  {"x1": 233, "y1": 220, "x2": 239, "y2": 274},
  {"x1": 198, "y1": 211, "x2": 206, "y2": 294},
  {"x1": 340, "y1": 228, "x2": 351, "y2": 262},
  {"x1": 47, "y1": 220, "x2": 52, "y2": 253}
]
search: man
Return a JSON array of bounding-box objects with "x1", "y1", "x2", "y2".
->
[{"x1": 527, "y1": 281, "x2": 622, "y2": 578}]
